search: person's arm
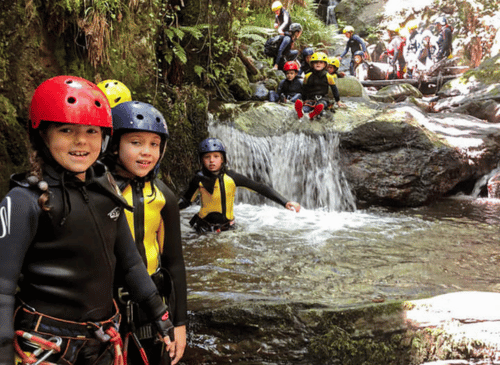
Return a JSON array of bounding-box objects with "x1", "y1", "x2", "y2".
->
[
  {"x1": 274, "y1": 36, "x2": 290, "y2": 69},
  {"x1": 157, "y1": 181, "x2": 187, "y2": 364},
  {"x1": 178, "y1": 174, "x2": 201, "y2": 209},
  {"x1": 228, "y1": 170, "x2": 299, "y2": 211},
  {"x1": 0, "y1": 188, "x2": 41, "y2": 365}
]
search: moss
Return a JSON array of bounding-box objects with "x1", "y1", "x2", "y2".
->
[{"x1": 0, "y1": 95, "x2": 29, "y2": 198}]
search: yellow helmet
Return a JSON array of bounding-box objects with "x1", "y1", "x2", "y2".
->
[
  {"x1": 328, "y1": 57, "x2": 340, "y2": 68},
  {"x1": 97, "y1": 80, "x2": 132, "y2": 108},
  {"x1": 271, "y1": 1, "x2": 283, "y2": 12},
  {"x1": 310, "y1": 52, "x2": 328, "y2": 63},
  {"x1": 406, "y1": 20, "x2": 418, "y2": 31},
  {"x1": 387, "y1": 23, "x2": 400, "y2": 33},
  {"x1": 343, "y1": 26, "x2": 354, "y2": 34}
]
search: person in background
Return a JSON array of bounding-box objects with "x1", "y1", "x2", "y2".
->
[
  {"x1": 381, "y1": 23, "x2": 406, "y2": 79},
  {"x1": 0, "y1": 75, "x2": 173, "y2": 365},
  {"x1": 272, "y1": 1, "x2": 292, "y2": 35},
  {"x1": 338, "y1": 26, "x2": 368, "y2": 76},
  {"x1": 295, "y1": 52, "x2": 346, "y2": 120},
  {"x1": 298, "y1": 47, "x2": 314, "y2": 77},
  {"x1": 435, "y1": 16, "x2": 453, "y2": 61},
  {"x1": 104, "y1": 100, "x2": 188, "y2": 365},
  {"x1": 269, "y1": 61, "x2": 302, "y2": 103},
  {"x1": 326, "y1": 57, "x2": 345, "y2": 78},
  {"x1": 272, "y1": 22, "x2": 303, "y2": 71},
  {"x1": 178, "y1": 138, "x2": 301, "y2": 234},
  {"x1": 97, "y1": 79, "x2": 133, "y2": 108},
  {"x1": 352, "y1": 50, "x2": 369, "y2": 81}
]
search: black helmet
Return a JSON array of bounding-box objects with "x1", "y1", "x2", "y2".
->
[
  {"x1": 289, "y1": 23, "x2": 302, "y2": 34},
  {"x1": 302, "y1": 47, "x2": 314, "y2": 57},
  {"x1": 199, "y1": 138, "x2": 227, "y2": 163}
]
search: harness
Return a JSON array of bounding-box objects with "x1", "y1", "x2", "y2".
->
[{"x1": 14, "y1": 302, "x2": 123, "y2": 365}]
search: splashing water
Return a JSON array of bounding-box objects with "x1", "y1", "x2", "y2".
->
[{"x1": 209, "y1": 124, "x2": 356, "y2": 211}]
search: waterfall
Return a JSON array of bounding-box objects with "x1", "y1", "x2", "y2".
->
[
  {"x1": 208, "y1": 123, "x2": 356, "y2": 212},
  {"x1": 325, "y1": 0, "x2": 338, "y2": 26}
]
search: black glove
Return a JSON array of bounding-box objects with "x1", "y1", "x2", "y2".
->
[{"x1": 153, "y1": 311, "x2": 175, "y2": 342}]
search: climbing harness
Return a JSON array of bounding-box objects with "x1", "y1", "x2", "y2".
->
[{"x1": 14, "y1": 331, "x2": 62, "y2": 365}]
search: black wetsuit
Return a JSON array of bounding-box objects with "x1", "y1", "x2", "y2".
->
[
  {"x1": 302, "y1": 69, "x2": 340, "y2": 111},
  {"x1": 178, "y1": 168, "x2": 288, "y2": 232},
  {"x1": 269, "y1": 77, "x2": 303, "y2": 102},
  {"x1": 0, "y1": 163, "x2": 167, "y2": 365},
  {"x1": 274, "y1": 35, "x2": 298, "y2": 70},
  {"x1": 436, "y1": 25, "x2": 453, "y2": 61}
]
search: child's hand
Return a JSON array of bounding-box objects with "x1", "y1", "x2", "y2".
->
[
  {"x1": 337, "y1": 101, "x2": 347, "y2": 108},
  {"x1": 286, "y1": 202, "x2": 301, "y2": 212},
  {"x1": 273, "y1": 64, "x2": 278, "y2": 70}
]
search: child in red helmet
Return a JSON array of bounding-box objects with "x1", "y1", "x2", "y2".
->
[
  {"x1": 269, "y1": 61, "x2": 303, "y2": 103},
  {"x1": 0, "y1": 76, "x2": 173, "y2": 365}
]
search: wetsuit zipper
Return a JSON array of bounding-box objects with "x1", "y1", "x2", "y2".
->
[
  {"x1": 132, "y1": 180, "x2": 147, "y2": 268},
  {"x1": 219, "y1": 174, "x2": 227, "y2": 220},
  {"x1": 80, "y1": 185, "x2": 114, "y2": 270}
]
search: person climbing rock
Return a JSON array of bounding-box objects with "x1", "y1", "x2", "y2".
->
[
  {"x1": 435, "y1": 16, "x2": 453, "y2": 61},
  {"x1": 272, "y1": 1, "x2": 292, "y2": 36},
  {"x1": 338, "y1": 26, "x2": 368, "y2": 76},
  {"x1": 271, "y1": 22, "x2": 303, "y2": 71}
]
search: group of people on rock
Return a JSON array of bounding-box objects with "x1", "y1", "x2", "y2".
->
[
  {"x1": 0, "y1": 75, "x2": 301, "y2": 365},
  {"x1": 268, "y1": 0, "x2": 454, "y2": 87}
]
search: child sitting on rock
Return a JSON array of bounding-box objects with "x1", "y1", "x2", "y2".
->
[
  {"x1": 269, "y1": 61, "x2": 302, "y2": 103},
  {"x1": 326, "y1": 57, "x2": 345, "y2": 78},
  {"x1": 295, "y1": 52, "x2": 345, "y2": 120}
]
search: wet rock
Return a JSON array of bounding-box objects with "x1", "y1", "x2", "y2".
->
[
  {"x1": 487, "y1": 172, "x2": 500, "y2": 198},
  {"x1": 250, "y1": 82, "x2": 270, "y2": 101},
  {"x1": 371, "y1": 83, "x2": 423, "y2": 103},
  {"x1": 336, "y1": 76, "x2": 367, "y2": 98}
]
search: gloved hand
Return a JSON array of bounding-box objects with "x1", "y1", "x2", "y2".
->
[{"x1": 153, "y1": 311, "x2": 175, "y2": 342}]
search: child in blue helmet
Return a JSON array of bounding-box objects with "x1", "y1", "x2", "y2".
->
[
  {"x1": 104, "y1": 101, "x2": 187, "y2": 365},
  {"x1": 178, "y1": 138, "x2": 301, "y2": 233},
  {"x1": 0, "y1": 76, "x2": 173, "y2": 365}
]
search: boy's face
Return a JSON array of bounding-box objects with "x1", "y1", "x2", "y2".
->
[
  {"x1": 354, "y1": 55, "x2": 363, "y2": 64},
  {"x1": 202, "y1": 151, "x2": 224, "y2": 173},
  {"x1": 305, "y1": 55, "x2": 312, "y2": 64},
  {"x1": 345, "y1": 32, "x2": 353, "y2": 39},
  {"x1": 118, "y1": 131, "x2": 161, "y2": 177},
  {"x1": 285, "y1": 70, "x2": 297, "y2": 81},
  {"x1": 42, "y1": 123, "x2": 103, "y2": 181},
  {"x1": 327, "y1": 65, "x2": 335, "y2": 74},
  {"x1": 312, "y1": 61, "x2": 326, "y2": 71}
]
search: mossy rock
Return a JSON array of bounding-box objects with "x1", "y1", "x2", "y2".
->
[{"x1": 0, "y1": 95, "x2": 29, "y2": 198}]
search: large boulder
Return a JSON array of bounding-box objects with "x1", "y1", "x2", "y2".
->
[{"x1": 212, "y1": 98, "x2": 500, "y2": 207}]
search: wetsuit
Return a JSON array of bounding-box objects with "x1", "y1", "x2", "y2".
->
[
  {"x1": 339, "y1": 34, "x2": 368, "y2": 75},
  {"x1": 387, "y1": 36, "x2": 406, "y2": 78},
  {"x1": 436, "y1": 25, "x2": 452, "y2": 61},
  {"x1": 178, "y1": 168, "x2": 288, "y2": 233},
  {"x1": 113, "y1": 174, "x2": 187, "y2": 364},
  {"x1": 274, "y1": 35, "x2": 298, "y2": 70},
  {"x1": 302, "y1": 69, "x2": 339, "y2": 113},
  {"x1": 0, "y1": 163, "x2": 168, "y2": 365},
  {"x1": 274, "y1": 8, "x2": 291, "y2": 35},
  {"x1": 269, "y1": 77, "x2": 303, "y2": 102}
]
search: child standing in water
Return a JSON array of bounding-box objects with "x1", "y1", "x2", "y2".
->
[
  {"x1": 104, "y1": 100, "x2": 187, "y2": 365},
  {"x1": 178, "y1": 138, "x2": 301, "y2": 233},
  {"x1": 0, "y1": 76, "x2": 173, "y2": 365}
]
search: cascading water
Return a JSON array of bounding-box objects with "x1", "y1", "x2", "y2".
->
[
  {"x1": 325, "y1": 0, "x2": 338, "y2": 26},
  {"x1": 208, "y1": 123, "x2": 356, "y2": 212}
]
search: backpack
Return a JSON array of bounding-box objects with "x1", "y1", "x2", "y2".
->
[{"x1": 264, "y1": 35, "x2": 283, "y2": 58}]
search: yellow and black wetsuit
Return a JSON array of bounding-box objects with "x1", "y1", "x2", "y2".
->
[
  {"x1": 114, "y1": 175, "x2": 187, "y2": 364},
  {"x1": 303, "y1": 69, "x2": 340, "y2": 106},
  {"x1": 179, "y1": 168, "x2": 289, "y2": 233}
]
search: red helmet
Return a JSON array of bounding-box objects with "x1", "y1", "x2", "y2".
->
[
  {"x1": 283, "y1": 61, "x2": 299, "y2": 72},
  {"x1": 30, "y1": 75, "x2": 112, "y2": 131}
]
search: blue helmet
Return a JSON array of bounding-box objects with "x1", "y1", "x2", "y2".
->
[
  {"x1": 302, "y1": 47, "x2": 314, "y2": 57},
  {"x1": 111, "y1": 101, "x2": 169, "y2": 160},
  {"x1": 199, "y1": 138, "x2": 227, "y2": 163}
]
